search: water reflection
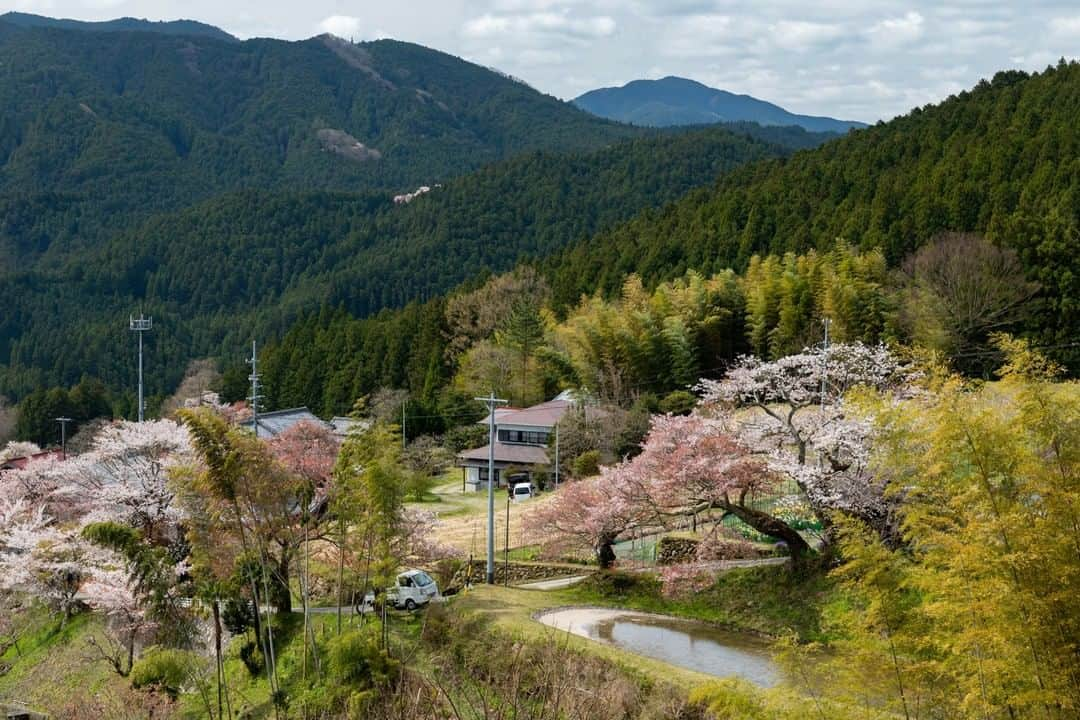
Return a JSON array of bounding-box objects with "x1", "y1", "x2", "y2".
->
[{"x1": 537, "y1": 607, "x2": 778, "y2": 687}]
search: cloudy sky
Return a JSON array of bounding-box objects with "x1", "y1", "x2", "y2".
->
[{"x1": 4, "y1": 0, "x2": 1079, "y2": 121}]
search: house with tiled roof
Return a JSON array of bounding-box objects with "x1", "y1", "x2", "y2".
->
[
  {"x1": 0, "y1": 448, "x2": 64, "y2": 472},
  {"x1": 243, "y1": 407, "x2": 331, "y2": 438},
  {"x1": 457, "y1": 392, "x2": 577, "y2": 492}
]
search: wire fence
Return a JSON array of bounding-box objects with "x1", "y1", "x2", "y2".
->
[{"x1": 612, "y1": 477, "x2": 820, "y2": 568}]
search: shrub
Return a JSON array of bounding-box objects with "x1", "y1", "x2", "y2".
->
[
  {"x1": 327, "y1": 628, "x2": 399, "y2": 690},
  {"x1": 658, "y1": 390, "x2": 697, "y2": 415},
  {"x1": 689, "y1": 678, "x2": 771, "y2": 719},
  {"x1": 129, "y1": 647, "x2": 196, "y2": 699},
  {"x1": 572, "y1": 450, "x2": 600, "y2": 478},
  {"x1": 238, "y1": 639, "x2": 264, "y2": 676}
]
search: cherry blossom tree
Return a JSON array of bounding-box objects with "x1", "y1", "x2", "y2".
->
[
  {"x1": 698, "y1": 342, "x2": 911, "y2": 546},
  {"x1": 400, "y1": 509, "x2": 463, "y2": 564},
  {"x1": 0, "y1": 440, "x2": 41, "y2": 462},
  {"x1": 260, "y1": 420, "x2": 340, "y2": 614},
  {"x1": 0, "y1": 420, "x2": 192, "y2": 632},
  {"x1": 79, "y1": 568, "x2": 148, "y2": 676},
  {"x1": 1, "y1": 420, "x2": 190, "y2": 537},
  {"x1": 622, "y1": 414, "x2": 812, "y2": 559},
  {"x1": 528, "y1": 411, "x2": 814, "y2": 570},
  {"x1": 524, "y1": 469, "x2": 643, "y2": 567}
]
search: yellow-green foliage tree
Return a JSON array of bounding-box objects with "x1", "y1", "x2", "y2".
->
[
  {"x1": 331, "y1": 421, "x2": 407, "y2": 629},
  {"x1": 742, "y1": 243, "x2": 890, "y2": 359},
  {"x1": 554, "y1": 271, "x2": 744, "y2": 401},
  {"x1": 798, "y1": 338, "x2": 1080, "y2": 719}
]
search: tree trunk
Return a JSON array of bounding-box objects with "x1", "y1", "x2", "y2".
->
[
  {"x1": 721, "y1": 501, "x2": 812, "y2": 560},
  {"x1": 126, "y1": 628, "x2": 135, "y2": 677},
  {"x1": 596, "y1": 534, "x2": 617, "y2": 569},
  {"x1": 272, "y1": 550, "x2": 293, "y2": 614},
  {"x1": 213, "y1": 600, "x2": 223, "y2": 720},
  {"x1": 336, "y1": 516, "x2": 345, "y2": 636}
]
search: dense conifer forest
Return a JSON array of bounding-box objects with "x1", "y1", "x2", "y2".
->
[
  {"x1": 547, "y1": 65, "x2": 1080, "y2": 360},
  {"x1": 255, "y1": 61, "x2": 1080, "y2": 424},
  {"x1": 0, "y1": 20, "x2": 830, "y2": 404}
]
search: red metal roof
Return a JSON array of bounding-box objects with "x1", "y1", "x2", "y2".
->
[{"x1": 476, "y1": 399, "x2": 573, "y2": 429}]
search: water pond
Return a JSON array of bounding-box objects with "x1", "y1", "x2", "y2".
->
[{"x1": 535, "y1": 607, "x2": 779, "y2": 687}]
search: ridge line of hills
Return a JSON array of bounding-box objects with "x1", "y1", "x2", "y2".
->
[
  {"x1": 573, "y1": 75, "x2": 867, "y2": 134},
  {"x1": 0, "y1": 11, "x2": 237, "y2": 41}
]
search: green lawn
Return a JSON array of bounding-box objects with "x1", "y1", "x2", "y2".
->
[
  {"x1": 449, "y1": 584, "x2": 715, "y2": 689},
  {"x1": 447, "y1": 562, "x2": 838, "y2": 690},
  {"x1": 562, "y1": 566, "x2": 837, "y2": 642},
  {"x1": 0, "y1": 605, "x2": 134, "y2": 714}
]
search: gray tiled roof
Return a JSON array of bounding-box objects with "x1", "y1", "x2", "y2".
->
[
  {"x1": 330, "y1": 416, "x2": 370, "y2": 437},
  {"x1": 245, "y1": 407, "x2": 329, "y2": 438},
  {"x1": 457, "y1": 442, "x2": 550, "y2": 466}
]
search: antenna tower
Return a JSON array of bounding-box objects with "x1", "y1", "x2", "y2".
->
[{"x1": 129, "y1": 313, "x2": 153, "y2": 422}]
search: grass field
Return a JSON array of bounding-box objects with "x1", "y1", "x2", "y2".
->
[
  {"x1": 0, "y1": 605, "x2": 137, "y2": 715},
  {"x1": 449, "y1": 583, "x2": 715, "y2": 689},
  {"x1": 405, "y1": 474, "x2": 559, "y2": 555}
]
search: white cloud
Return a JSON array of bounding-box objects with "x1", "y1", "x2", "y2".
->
[
  {"x1": 1050, "y1": 15, "x2": 1080, "y2": 39},
  {"x1": 867, "y1": 11, "x2": 924, "y2": 46},
  {"x1": 770, "y1": 20, "x2": 845, "y2": 51},
  {"x1": 462, "y1": 11, "x2": 616, "y2": 41},
  {"x1": 315, "y1": 15, "x2": 375, "y2": 40}
]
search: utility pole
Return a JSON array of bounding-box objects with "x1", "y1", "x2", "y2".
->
[
  {"x1": 55, "y1": 417, "x2": 72, "y2": 460},
  {"x1": 475, "y1": 391, "x2": 508, "y2": 585},
  {"x1": 820, "y1": 317, "x2": 831, "y2": 408},
  {"x1": 553, "y1": 422, "x2": 560, "y2": 488},
  {"x1": 129, "y1": 313, "x2": 152, "y2": 422},
  {"x1": 504, "y1": 492, "x2": 511, "y2": 587},
  {"x1": 247, "y1": 341, "x2": 263, "y2": 438},
  {"x1": 402, "y1": 400, "x2": 406, "y2": 450}
]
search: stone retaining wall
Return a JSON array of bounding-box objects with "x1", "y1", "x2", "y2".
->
[{"x1": 450, "y1": 560, "x2": 587, "y2": 589}]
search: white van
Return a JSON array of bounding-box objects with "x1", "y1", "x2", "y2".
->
[
  {"x1": 511, "y1": 482, "x2": 535, "y2": 502},
  {"x1": 386, "y1": 569, "x2": 440, "y2": 610}
]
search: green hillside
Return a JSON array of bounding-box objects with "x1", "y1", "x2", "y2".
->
[
  {"x1": 254, "y1": 63, "x2": 1080, "y2": 421},
  {"x1": 549, "y1": 64, "x2": 1080, "y2": 361},
  {"x1": 0, "y1": 125, "x2": 795, "y2": 400},
  {"x1": 0, "y1": 11, "x2": 237, "y2": 41},
  {"x1": 0, "y1": 22, "x2": 640, "y2": 263}
]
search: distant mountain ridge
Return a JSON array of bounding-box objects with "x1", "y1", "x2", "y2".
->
[
  {"x1": 0, "y1": 21, "x2": 647, "y2": 258},
  {"x1": 0, "y1": 11, "x2": 236, "y2": 41},
  {"x1": 574, "y1": 76, "x2": 867, "y2": 134}
]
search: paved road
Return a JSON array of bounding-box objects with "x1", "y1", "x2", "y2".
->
[{"x1": 516, "y1": 574, "x2": 591, "y2": 590}]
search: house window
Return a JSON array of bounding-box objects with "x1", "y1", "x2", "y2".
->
[
  {"x1": 478, "y1": 467, "x2": 501, "y2": 484},
  {"x1": 497, "y1": 429, "x2": 549, "y2": 445}
]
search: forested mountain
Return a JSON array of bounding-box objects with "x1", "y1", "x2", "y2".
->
[
  {"x1": 574, "y1": 76, "x2": 866, "y2": 133},
  {"x1": 554, "y1": 64, "x2": 1080, "y2": 364},
  {"x1": 0, "y1": 124, "x2": 799, "y2": 401},
  {"x1": 0, "y1": 12, "x2": 236, "y2": 41},
  {"x1": 256, "y1": 62, "x2": 1080, "y2": 420},
  {"x1": 0, "y1": 20, "x2": 642, "y2": 265}
]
